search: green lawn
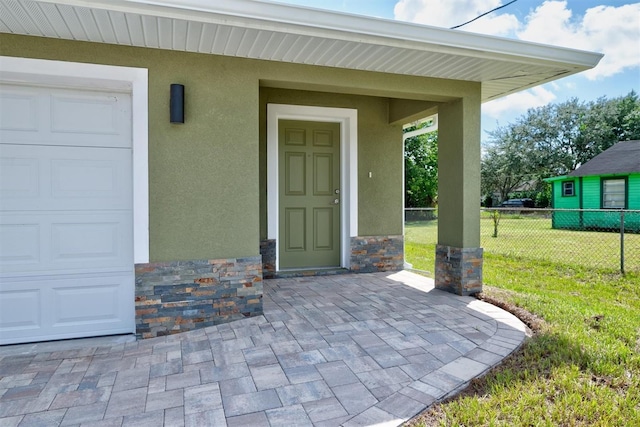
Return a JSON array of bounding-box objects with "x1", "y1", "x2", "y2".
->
[
  {"x1": 405, "y1": 221, "x2": 640, "y2": 426},
  {"x1": 405, "y1": 216, "x2": 640, "y2": 273}
]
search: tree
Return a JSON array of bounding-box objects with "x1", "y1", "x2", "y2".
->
[
  {"x1": 404, "y1": 130, "x2": 438, "y2": 207},
  {"x1": 481, "y1": 131, "x2": 536, "y2": 205},
  {"x1": 481, "y1": 91, "x2": 640, "y2": 205},
  {"x1": 575, "y1": 91, "x2": 640, "y2": 165}
]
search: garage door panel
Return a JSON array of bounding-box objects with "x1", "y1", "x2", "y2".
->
[
  {"x1": 0, "y1": 212, "x2": 132, "y2": 275},
  {"x1": 0, "y1": 145, "x2": 132, "y2": 211},
  {"x1": 0, "y1": 288, "x2": 42, "y2": 331},
  {"x1": 0, "y1": 84, "x2": 131, "y2": 148},
  {"x1": 51, "y1": 157, "x2": 126, "y2": 200},
  {"x1": 0, "y1": 156, "x2": 39, "y2": 198},
  {"x1": 48, "y1": 274, "x2": 134, "y2": 338},
  {"x1": 0, "y1": 274, "x2": 133, "y2": 345},
  {"x1": 51, "y1": 93, "x2": 123, "y2": 136},
  {"x1": 0, "y1": 89, "x2": 38, "y2": 132},
  {"x1": 53, "y1": 283, "x2": 121, "y2": 325},
  {"x1": 0, "y1": 223, "x2": 40, "y2": 266},
  {"x1": 52, "y1": 220, "x2": 122, "y2": 264}
]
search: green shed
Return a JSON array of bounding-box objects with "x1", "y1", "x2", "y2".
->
[{"x1": 546, "y1": 141, "x2": 640, "y2": 232}]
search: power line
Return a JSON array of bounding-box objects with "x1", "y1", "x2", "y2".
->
[{"x1": 450, "y1": 0, "x2": 519, "y2": 29}]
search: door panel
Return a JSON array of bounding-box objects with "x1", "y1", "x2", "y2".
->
[
  {"x1": 285, "y1": 208, "x2": 306, "y2": 252},
  {"x1": 313, "y1": 153, "x2": 333, "y2": 195},
  {"x1": 285, "y1": 152, "x2": 306, "y2": 195},
  {"x1": 313, "y1": 129, "x2": 333, "y2": 147},
  {"x1": 279, "y1": 120, "x2": 340, "y2": 269},
  {"x1": 313, "y1": 208, "x2": 334, "y2": 250}
]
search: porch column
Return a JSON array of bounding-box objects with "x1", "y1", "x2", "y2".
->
[{"x1": 436, "y1": 96, "x2": 483, "y2": 295}]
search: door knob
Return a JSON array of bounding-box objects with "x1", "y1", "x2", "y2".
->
[{"x1": 333, "y1": 199, "x2": 339, "y2": 204}]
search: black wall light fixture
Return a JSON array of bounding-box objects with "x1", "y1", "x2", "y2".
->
[{"x1": 170, "y1": 83, "x2": 184, "y2": 124}]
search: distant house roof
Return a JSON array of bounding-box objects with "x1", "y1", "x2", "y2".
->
[{"x1": 568, "y1": 141, "x2": 640, "y2": 177}]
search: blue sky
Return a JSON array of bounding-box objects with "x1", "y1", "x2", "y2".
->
[{"x1": 269, "y1": 0, "x2": 640, "y2": 142}]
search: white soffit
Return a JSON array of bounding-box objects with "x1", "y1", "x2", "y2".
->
[{"x1": 0, "y1": 0, "x2": 603, "y2": 101}]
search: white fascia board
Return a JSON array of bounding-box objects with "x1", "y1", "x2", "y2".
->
[{"x1": 33, "y1": 0, "x2": 603, "y2": 71}]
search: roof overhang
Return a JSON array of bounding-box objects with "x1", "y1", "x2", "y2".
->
[
  {"x1": 0, "y1": 0, "x2": 603, "y2": 102},
  {"x1": 544, "y1": 176, "x2": 569, "y2": 182}
]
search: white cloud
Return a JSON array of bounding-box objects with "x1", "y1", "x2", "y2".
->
[
  {"x1": 482, "y1": 86, "x2": 557, "y2": 119},
  {"x1": 516, "y1": 1, "x2": 640, "y2": 79},
  {"x1": 393, "y1": 0, "x2": 519, "y2": 36},
  {"x1": 394, "y1": 1, "x2": 640, "y2": 80},
  {"x1": 516, "y1": 1, "x2": 575, "y2": 45}
]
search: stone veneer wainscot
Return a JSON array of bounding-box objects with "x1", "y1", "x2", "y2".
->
[
  {"x1": 259, "y1": 239, "x2": 276, "y2": 279},
  {"x1": 261, "y1": 236, "x2": 403, "y2": 277},
  {"x1": 350, "y1": 235, "x2": 404, "y2": 272},
  {"x1": 135, "y1": 257, "x2": 263, "y2": 339}
]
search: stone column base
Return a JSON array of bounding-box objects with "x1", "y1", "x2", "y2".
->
[{"x1": 435, "y1": 245, "x2": 483, "y2": 296}]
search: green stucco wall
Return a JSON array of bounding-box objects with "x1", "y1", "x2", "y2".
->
[
  {"x1": 1, "y1": 33, "x2": 483, "y2": 262},
  {"x1": 437, "y1": 96, "x2": 482, "y2": 248}
]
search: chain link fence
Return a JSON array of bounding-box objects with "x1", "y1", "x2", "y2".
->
[{"x1": 405, "y1": 208, "x2": 640, "y2": 274}]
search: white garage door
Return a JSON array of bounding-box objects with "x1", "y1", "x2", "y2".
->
[{"x1": 0, "y1": 83, "x2": 134, "y2": 345}]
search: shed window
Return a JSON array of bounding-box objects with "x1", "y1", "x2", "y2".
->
[
  {"x1": 562, "y1": 181, "x2": 575, "y2": 197},
  {"x1": 602, "y1": 178, "x2": 626, "y2": 209}
]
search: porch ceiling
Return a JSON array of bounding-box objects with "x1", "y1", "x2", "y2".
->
[{"x1": 1, "y1": 0, "x2": 602, "y2": 102}]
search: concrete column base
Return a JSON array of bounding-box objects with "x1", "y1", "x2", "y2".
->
[{"x1": 435, "y1": 245, "x2": 483, "y2": 296}]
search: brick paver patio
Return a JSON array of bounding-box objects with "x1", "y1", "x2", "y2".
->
[{"x1": 0, "y1": 271, "x2": 526, "y2": 426}]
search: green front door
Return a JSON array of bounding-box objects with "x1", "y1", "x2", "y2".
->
[{"x1": 279, "y1": 120, "x2": 341, "y2": 269}]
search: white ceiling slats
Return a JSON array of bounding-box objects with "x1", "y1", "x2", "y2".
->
[
  {"x1": 37, "y1": 3, "x2": 70, "y2": 39},
  {"x1": 0, "y1": 0, "x2": 602, "y2": 102},
  {"x1": 94, "y1": 10, "x2": 117, "y2": 44}
]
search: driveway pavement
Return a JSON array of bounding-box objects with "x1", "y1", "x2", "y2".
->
[{"x1": 0, "y1": 271, "x2": 526, "y2": 426}]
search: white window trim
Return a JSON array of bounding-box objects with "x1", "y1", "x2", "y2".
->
[
  {"x1": 0, "y1": 56, "x2": 149, "y2": 263},
  {"x1": 267, "y1": 104, "x2": 357, "y2": 271},
  {"x1": 562, "y1": 180, "x2": 575, "y2": 197},
  {"x1": 602, "y1": 177, "x2": 626, "y2": 209}
]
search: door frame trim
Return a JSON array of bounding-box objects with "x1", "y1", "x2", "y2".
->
[
  {"x1": 267, "y1": 104, "x2": 358, "y2": 271},
  {"x1": 0, "y1": 56, "x2": 149, "y2": 264}
]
